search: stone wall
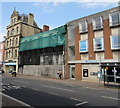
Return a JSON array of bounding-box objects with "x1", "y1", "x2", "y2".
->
[
  {"x1": 18, "y1": 46, "x2": 65, "y2": 78},
  {"x1": 22, "y1": 65, "x2": 64, "y2": 79}
]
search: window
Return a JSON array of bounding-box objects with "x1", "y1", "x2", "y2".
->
[
  {"x1": 14, "y1": 18, "x2": 16, "y2": 23},
  {"x1": 79, "y1": 40, "x2": 88, "y2": 52},
  {"x1": 15, "y1": 50, "x2": 17, "y2": 57},
  {"x1": 16, "y1": 27, "x2": 19, "y2": 33},
  {"x1": 10, "y1": 39, "x2": 12, "y2": 47},
  {"x1": 12, "y1": 39, "x2": 14, "y2": 47},
  {"x1": 9, "y1": 50, "x2": 10, "y2": 58},
  {"x1": 93, "y1": 37, "x2": 104, "y2": 51},
  {"x1": 110, "y1": 36, "x2": 120, "y2": 49},
  {"x1": 92, "y1": 16, "x2": 103, "y2": 30},
  {"x1": 16, "y1": 38, "x2": 18, "y2": 45},
  {"x1": 109, "y1": 11, "x2": 120, "y2": 26},
  {"x1": 7, "y1": 31, "x2": 9, "y2": 36},
  {"x1": 79, "y1": 20, "x2": 88, "y2": 33},
  {"x1": 6, "y1": 51, "x2": 8, "y2": 59},
  {"x1": 11, "y1": 19, "x2": 13, "y2": 24},
  {"x1": 12, "y1": 29, "x2": 14, "y2": 36}
]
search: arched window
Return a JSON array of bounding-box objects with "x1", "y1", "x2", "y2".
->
[
  {"x1": 16, "y1": 27, "x2": 19, "y2": 33},
  {"x1": 12, "y1": 29, "x2": 14, "y2": 35},
  {"x1": 9, "y1": 50, "x2": 10, "y2": 58},
  {"x1": 12, "y1": 39, "x2": 14, "y2": 47},
  {"x1": 7, "y1": 31, "x2": 9, "y2": 36},
  {"x1": 14, "y1": 18, "x2": 16, "y2": 23},
  {"x1": 6, "y1": 51, "x2": 8, "y2": 59},
  {"x1": 15, "y1": 50, "x2": 17, "y2": 57},
  {"x1": 16, "y1": 38, "x2": 18, "y2": 45},
  {"x1": 10, "y1": 39, "x2": 12, "y2": 47},
  {"x1": 6, "y1": 41, "x2": 9, "y2": 47}
]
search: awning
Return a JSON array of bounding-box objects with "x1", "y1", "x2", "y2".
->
[{"x1": 4, "y1": 62, "x2": 16, "y2": 66}]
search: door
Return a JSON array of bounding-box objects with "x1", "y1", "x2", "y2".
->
[{"x1": 70, "y1": 65, "x2": 75, "y2": 79}]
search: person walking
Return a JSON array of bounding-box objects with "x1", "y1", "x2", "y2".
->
[{"x1": 57, "y1": 70, "x2": 62, "y2": 79}]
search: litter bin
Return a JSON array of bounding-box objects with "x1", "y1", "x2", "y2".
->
[{"x1": 12, "y1": 72, "x2": 17, "y2": 77}]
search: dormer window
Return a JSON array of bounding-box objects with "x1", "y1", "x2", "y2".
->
[
  {"x1": 14, "y1": 18, "x2": 16, "y2": 23},
  {"x1": 109, "y1": 11, "x2": 120, "y2": 26},
  {"x1": 92, "y1": 16, "x2": 103, "y2": 30},
  {"x1": 79, "y1": 20, "x2": 88, "y2": 33}
]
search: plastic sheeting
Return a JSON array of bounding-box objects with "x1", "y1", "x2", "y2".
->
[{"x1": 19, "y1": 25, "x2": 66, "y2": 52}]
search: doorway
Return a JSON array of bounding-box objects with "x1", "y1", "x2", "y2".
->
[{"x1": 70, "y1": 65, "x2": 75, "y2": 79}]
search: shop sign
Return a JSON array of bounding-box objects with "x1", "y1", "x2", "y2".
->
[
  {"x1": 86, "y1": 60, "x2": 97, "y2": 63},
  {"x1": 90, "y1": 72, "x2": 98, "y2": 76},
  {"x1": 83, "y1": 69, "x2": 88, "y2": 77},
  {"x1": 105, "y1": 67, "x2": 108, "y2": 70}
]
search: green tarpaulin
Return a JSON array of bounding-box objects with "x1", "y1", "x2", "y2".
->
[{"x1": 19, "y1": 25, "x2": 66, "y2": 52}]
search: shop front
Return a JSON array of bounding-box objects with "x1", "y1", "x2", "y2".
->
[
  {"x1": 4, "y1": 62, "x2": 16, "y2": 73},
  {"x1": 101, "y1": 63, "x2": 120, "y2": 83}
]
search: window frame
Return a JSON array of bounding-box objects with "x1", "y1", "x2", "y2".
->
[
  {"x1": 93, "y1": 37, "x2": 104, "y2": 51},
  {"x1": 79, "y1": 40, "x2": 88, "y2": 52},
  {"x1": 110, "y1": 35, "x2": 120, "y2": 50},
  {"x1": 109, "y1": 11, "x2": 120, "y2": 26},
  {"x1": 7, "y1": 31, "x2": 9, "y2": 37},
  {"x1": 16, "y1": 38, "x2": 18, "y2": 46},
  {"x1": 15, "y1": 49, "x2": 17, "y2": 57},
  {"x1": 79, "y1": 20, "x2": 88, "y2": 33},
  {"x1": 16, "y1": 26, "x2": 19, "y2": 34},
  {"x1": 92, "y1": 16, "x2": 103, "y2": 30}
]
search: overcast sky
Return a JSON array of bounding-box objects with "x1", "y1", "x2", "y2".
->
[{"x1": 0, "y1": 0, "x2": 119, "y2": 42}]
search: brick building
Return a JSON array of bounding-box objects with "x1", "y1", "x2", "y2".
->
[
  {"x1": 0, "y1": 41, "x2": 5, "y2": 70},
  {"x1": 18, "y1": 25, "x2": 66, "y2": 79},
  {"x1": 66, "y1": 6, "x2": 120, "y2": 82}
]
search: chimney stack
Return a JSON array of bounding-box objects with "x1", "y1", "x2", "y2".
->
[
  {"x1": 43, "y1": 25, "x2": 49, "y2": 32},
  {"x1": 28, "y1": 13, "x2": 34, "y2": 25}
]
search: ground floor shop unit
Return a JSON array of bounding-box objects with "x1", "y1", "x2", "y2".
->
[
  {"x1": 4, "y1": 62, "x2": 17, "y2": 73},
  {"x1": 68, "y1": 60, "x2": 120, "y2": 83}
]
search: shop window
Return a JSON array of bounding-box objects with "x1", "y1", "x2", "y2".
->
[
  {"x1": 92, "y1": 16, "x2": 103, "y2": 30},
  {"x1": 79, "y1": 40, "x2": 88, "y2": 52},
  {"x1": 110, "y1": 36, "x2": 120, "y2": 50},
  {"x1": 79, "y1": 20, "x2": 88, "y2": 33},
  {"x1": 109, "y1": 11, "x2": 120, "y2": 26},
  {"x1": 93, "y1": 37, "x2": 104, "y2": 51}
]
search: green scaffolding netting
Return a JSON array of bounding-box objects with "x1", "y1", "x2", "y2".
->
[{"x1": 19, "y1": 25, "x2": 66, "y2": 52}]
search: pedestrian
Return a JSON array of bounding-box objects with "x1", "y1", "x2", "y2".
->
[
  {"x1": 57, "y1": 70, "x2": 62, "y2": 79},
  {"x1": 2, "y1": 69, "x2": 5, "y2": 74}
]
